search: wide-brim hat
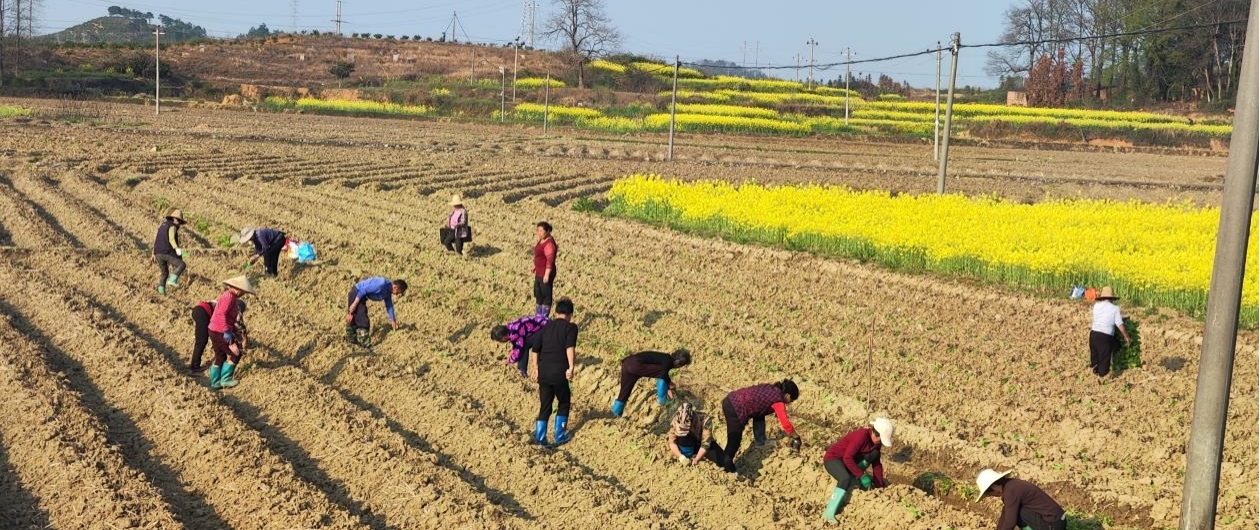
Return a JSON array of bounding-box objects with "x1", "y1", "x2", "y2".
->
[
  {"x1": 166, "y1": 208, "x2": 185, "y2": 222},
  {"x1": 236, "y1": 227, "x2": 256, "y2": 245},
  {"x1": 974, "y1": 469, "x2": 1012, "y2": 502},
  {"x1": 222, "y1": 275, "x2": 257, "y2": 294},
  {"x1": 449, "y1": 194, "x2": 463, "y2": 206},
  {"x1": 1097, "y1": 286, "x2": 1118, "y2": 300},
  {"x1": 871, "y1": 417, "x2": 894, "y2": 447}
]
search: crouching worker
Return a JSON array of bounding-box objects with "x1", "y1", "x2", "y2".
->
[
  {"x1": 345, "y1": 277, "x2": 407, "y2": 347},
  {"x1": 208, "y1": 276, "x2": 255, "y2": 390},
  {"x1": 612, "y1": 349, "x2": 692, "y2": 417},
  {"x1": 190, "y1": 298, "x2": 247, "y2": 376},
  {"x1": 975, "y1": 469, "x2": 1066, "y2": 530},
  {"x1": 720, "y1": 379, "x2": 802, "y2": 473},
  {"x1": 667, "y1": 402, "x2": 725, "y2": 467},
  {"x1": 491, "y1": 313, "x2": 549, "y2": 378},
  {"x1": 820, "y1": 417, "x2": 895, "y2": 523},
  {"x1": 526, "y1": 298, "x2": 577, "y2": 446}
]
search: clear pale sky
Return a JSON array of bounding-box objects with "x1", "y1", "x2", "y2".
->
[{"x1": 42, "y1": 0, "x2": 1014, "y2": 87}]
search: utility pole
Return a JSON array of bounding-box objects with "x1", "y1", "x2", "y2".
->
[
  {"x1": 934, "y1": 41, "x2": 942, "y2": 161},
  {"x1": 936, "y1": 32, "x2": 960, "y2": 195},
  {"x1": 154, "y1": 28, "x2": 164, "y2": 115},
  {"x1": 741, "y1": 41, "x2": 747, "y2": 68},
  {"x1": 754, "y1": 41, "x2": 760, "y2": 70},
  {"x1": 1179, "y1": 2, "x2": 1258, "y2": 528},
  {"x1": 542, "y1": 71, "x2": 550, "y2": 136},
  {"x1": 806, "y1": 38, "x2": 818, "y2": 89},
  {"x1": 499, "y1": 66, "x2": 506, "y2": 122},
  {"x1": 794, "y1": 54, "x2": 801, "y2": 82},
  {"x1": 668, "y1": 56, "x2": 680, "y2": 160},
  {"x1": 331, "y1": 0, "x2": 343, "y2": 36},
  {"x1": 290, "y1": 0, "x2": 298, "y2": 31},
  {"x1": 844, "y1": 47, "x2": 851, "y2": 124},
  {"x1": 512, "y1": 36, "x2": 521, "y2": 101}
]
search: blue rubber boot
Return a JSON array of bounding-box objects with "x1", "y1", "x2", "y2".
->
[
  {"x1": 611, "y1": 400, "x2": 626, "y2": 417},
  {"x1": 532, "y1": 420, "x2": 548, "y2": 445},
  {"x1": 219, "y1": 362, "x2": 240, "y2": 389},
  {"x1": 655, "y1": 378, "x2": 669, "y2": 405},
  {"x1": 553, "y1": 415, "x2": 571, "y2": 446},
  {"x1": 208, "y1": 365, "x2": 223, "y2": 390},
  {"x1": 752, "y1": 417, "x2": 767, "y2": 445},
  {"x1": 822, "y1": 487, "x2": 846, "y2": 523}
]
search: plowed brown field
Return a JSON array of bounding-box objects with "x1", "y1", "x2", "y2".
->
[{"x1": 0, "y1": 98, "x2": 1253, "y2": 529}]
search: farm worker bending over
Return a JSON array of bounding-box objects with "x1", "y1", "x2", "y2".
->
[
  {"x1": 820, "y1": 417, "x2": 895, "y2": 523},
  {"x1": 666, "y1": 402, "x2": 726, "y2": 468},
  {"x1": 720, "y1": 379, "x2": 801, "y2": 473},
  {"x1": 208, "y1": 275, "x2": 256, "y2": 390},
  {"x1": 525, "y1": 298, "x2": 578, "y2": 446},
  {"x1": 975, "y1": 469, "x2": 1066, "y2": 530},
  {"x1": 239, "y1": 227, "x2": 288, "y2": 277},
  {"x1": 611, "y1": 349, "x2": 692, "y2": 417},
  {"x1": 531, "y1": 221, "x2": 557, "y2": 317},
  {"x1": 491, "y1": 313, "x2": 549, "y2": 378},
  {"x1": 442, "y1": 195, "x2": 472, "y2": 256},
  {"x1": 1088, "y1": 286, "x2": 1131, "y2": 378},
  {"x1": 152, "y1": 208, "x2": 187, "y2": 295},
  {"x1": 190, "y1": 298, "x2": 247, "y2": 376},
  {"x1": 345, "y1": 277, "x2": 408, "y2": 348}
]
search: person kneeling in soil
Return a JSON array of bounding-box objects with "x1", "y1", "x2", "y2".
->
[
  {"x1": 820, "y1": 417, "x2": 895, "y2": 523},
  {"x1": 345, "y1": 277, "x2": 408, "y2": 347},
  {"x1": 525, "y1": 298, "x2": 578, "y2": 446},
  {"x1": 491, "y1": 313, "x2": 549, "y2": 378},
  {"x1": 208, "y1": 275, "x2": 256, "y2": 390},
  {"x1": 720, "y1": 379, "x2": 801, "y2": 473},
  {"x1": 239, "y1": 227, "x2": 288, "y2": 277},
  {"x1": 667, "y1": 402, "x2": 725, "y2": 468},
  {"x1": 611, "y1": 349, "x2": 692, "y2": 417},
  {"x1": 190, "y1": 298, "x2": 247, "y2": 376},
  {"x1": 152, "y1": 208, "x2": 187, "y2": 295},
  {"x1": 975, "y1": 469, "x2": 1066, "y2": 530}
]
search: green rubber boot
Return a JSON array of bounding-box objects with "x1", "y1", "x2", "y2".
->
[
  {"x1": 822, "y1": 487, "x2": 846, "y2": 524},
  {"x1": 166, "y1": 274, "x2": 180, "y2": 287},
  {"x1": 156, "y1": 285, "x2": 166, "y2": 295},
  {"x1": 208, "y1": 364, "x2": 223, "y2": 390},
  {"x1": 219, "y1": 362, "x2": 239, "y2": 388}
]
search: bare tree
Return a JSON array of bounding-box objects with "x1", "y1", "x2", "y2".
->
[{"x1": 541, "y1": 0, "x2": 620, "y2": 88}]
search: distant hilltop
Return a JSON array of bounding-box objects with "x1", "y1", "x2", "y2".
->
[{"x1": 39, "y1": 8, "x2": 207, "y2": 45}]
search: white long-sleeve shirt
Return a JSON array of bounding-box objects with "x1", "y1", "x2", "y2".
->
[{"x1": 1090, "y1": 300, "x2": 1124, "y2": 335}]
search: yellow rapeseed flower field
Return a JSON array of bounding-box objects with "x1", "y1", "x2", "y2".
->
[{"x1": 606, "y1": 175, "x2": 1259, "y2": 321}]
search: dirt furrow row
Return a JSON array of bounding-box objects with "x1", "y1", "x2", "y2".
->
[
  {"x1": 0, "y1": 175, "x2": 68, "y2": 247},
  {"x1": 9, "y1": 172, "x2": 137, "y2": 250}
]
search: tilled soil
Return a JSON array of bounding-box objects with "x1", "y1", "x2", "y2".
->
[{"x1": 0, "y1": 99, "x2": 1253, "y2": 529}]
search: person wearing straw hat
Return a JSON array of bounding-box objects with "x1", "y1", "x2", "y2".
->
[
  {"x1": 208, "y1": 275, "x2": 256, "y2": 390},
  {"x1": 345, "y1": 276, "x2": 409, "y2": 347},
  {"x1": 719, "y1": 379, "x2": 801, "y2": 473},
  {"x1": 1088, "y1": 286, "x2": 1131, "y2": 377},
  {"x1": 819, "y1": 417, "x2": 895, "y2": 523},
  {"x1": 974, "y1": 469, "x2": 1066, "y2": 530},
  {"x1": 190, "y1": 298, "x2": 247, "y2": 376},
  {"x1": 441, "y1": 194, "x2": 472, "y2": 256},
  {"x1": 239, "y1": 227, "x2": 288, "y2": 277},
  {"x1": 151, "y1": 208, "x2": 187, "y2": 295}
]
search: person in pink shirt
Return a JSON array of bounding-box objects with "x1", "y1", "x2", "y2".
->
[
  {"x1": 441, "y1": 195, "x2": 471, "y2": 255},
  {"x1": 208, "y1": 275, "x2": 256, "y2": 390}
]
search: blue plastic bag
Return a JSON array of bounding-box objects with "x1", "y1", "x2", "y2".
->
[
  {"x1": 296, "y1": 242, "x2": 317, "y2": 263},
  {"x1": 1070, "y1": 285, "x2": 1085, "y2": 299}
]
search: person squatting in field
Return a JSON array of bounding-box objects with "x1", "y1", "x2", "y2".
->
[
  {"x1": 820, "y1": 417, "x2": 895, "y2": 523},
  {"x1": 611, "y1": 349, "x2": 692, "y2": 417},
  {"x1": 666, "y1": 401, "x2": 726, "y2": 468},
  {"x1": 720, "y1": 379, "x2": 801, "y2": 472},
  {"x1": 532, "y1": 221, "x2": 557, "y2": 317},
  {"x1": 491, "y1": 313, "x2": 549, "y2": 378},
  {"x1": 526, "y1": 297, "x2": 577, "y2": 446},
  {"x1": 152, "y1": 208, "x2": 187, "y2": 295},
  {"x1": 345, "y1": 277, "x2": 408, "y2": 347},
  {"x1": 208, "y1": 275, "x2": 255, "y2": 390},
  {"x1": 239, "y1": 227, "x2": 287, "y2": 277},
  {"x1": 975, "y1": 469, "x2": 1067, "y2": 530},
  {"x1": 441, "y1": 194, "x2": 472, "y2": 256},
  {"x1": 190, "y1": 297, "x2": 247, "y2": 376},
  {"x1": 1088, "y1": 286, "x2": 1131, "y2": 377}
]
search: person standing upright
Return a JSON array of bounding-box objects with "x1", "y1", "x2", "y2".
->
[
  {"x1": 152, "y1": 208, "x2": 187, "y2": 295},
  {"x1": 442, "y1": 195, "x2": 471, "y2": 256},
  {"x1": 1088, "y1": 286, "x2": 1131, "y2": 377},
  {"x1": 526, "y1": 298, "x2": 578, "y2": 446},
  {"x1": 531, "y1": 221, "x2": 557, "y2": 317},
  {"x1": 240, "y1": 227, "x2": 288, "y2": 277}
]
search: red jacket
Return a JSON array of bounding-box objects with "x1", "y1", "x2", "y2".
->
[
  {"x1": 533, "y1": 237, "x2": 557, "y2": 278},
  {"x1": 823, "y1": 427, "x2": 886, "y2": 487}
]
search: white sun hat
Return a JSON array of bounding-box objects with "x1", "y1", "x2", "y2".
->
[
  {"x1": 870, "y1": 417, "x2": 894, "y2": 447},
  {"x1": 974, "y1": 468, "x2": 1013, "y2": 501}
]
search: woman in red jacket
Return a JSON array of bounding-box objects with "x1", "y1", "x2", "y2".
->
[
  {"x1": 720, "y1": 379, "x2": 801, "y2": 473},
  {"x1": 820, "y1": 417, "x2": 895, "y2": 523}
]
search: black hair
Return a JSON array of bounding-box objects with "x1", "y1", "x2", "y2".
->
[
  {"x1": 490, "y1": 325, "x2": 509, "y2": 342},
  {"x1": 235, "y1": 299, "x2": 247, "y2": 313},
  {"x1": 992, "y1": 476, "x2": 1011, "y2": 488},
  {"x1": 671, "y1": 349, "x2": 692, "y2": 367},
  {"x1": 776, "y1": 379, "x2": 800, "y2": 401},
  {"x1": 536, "y1": 221, "x2": 553, "y2": 234},
  {"x1": 555, "y1": 297, "x2": 574, "y2": 316},
  {"x1": 393, "y1": 279, "x2": 409, "y2": 294}
]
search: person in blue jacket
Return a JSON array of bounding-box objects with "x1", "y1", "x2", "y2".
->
[
  {"x1": 345, "y1": 277, "x2": 408, "y2": 347},
  {"x1": 239, "y1": 227, "x2": 288, "y2": 277}
]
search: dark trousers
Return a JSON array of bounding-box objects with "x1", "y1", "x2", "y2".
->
[
  {"x1": 721, "y1": 398, "x2": 748, "y2": 470},
  {"x1": 824, "y1": 453, "x2": 878, "y2": 488},
  {"x1": 537, "y1": 380, "x2": 571, "y2": 421},
  {"x1": 1089, "y1": 330, "x2": 1120, "y2": 377},
  {"x1": 515, "y1": 349, "x2": 530, "y2": 374},
  {"x1": 346, "y1": 288, "x2": 370, "y2": 330},
  {"x1": 191, "y1": 306, "x2": 211, "y2": 370},
  {"x1": 1020, "y1": 508, "x2": 1066, "y2": 530},
  {"x1": 156, "y1": 253, "x2": 185, "y2": 287},
  {"x1": 678, "y1": 438, "x2": 727, "y2": 466},
  {"x1": 616, "y1": 372, "x2": 645, "y2": 402},
  {"x1": 262, "y1": 236, "x2": 286, "y2": 276},
  {"x1": 210, "y1": 331, "x2": 239, "y2": 366},
  {"x1": 441, "y1": 227, "x2": 464, "y2": 254},
  {"x1": 533, "y1": 275, "x2": 554, "y2": 306}
]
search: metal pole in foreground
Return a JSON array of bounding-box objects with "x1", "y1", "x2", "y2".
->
[
  {"x1": 499, "y1": 66, "x2": 506, "y2": 122},
  {"x1": 1178, "y1": 2, "x2": 1259, "y2": 528},
  {"x1": 934, "y1": 41, "x2": 942, "y2": 161},
  {"x1": 936, "y1": 32, "x2": 960, "y2": 195},
  {"x1": 668, "y1": 55, "x2": 679, "y2": 161},
  {"x1": 542, "y1": 71, "x2": 550, "y2": 136},
  {"x1": 154, "y1": 28, "x2": 164, "y2": 115},
  {"x1": 511, "y1": 38, "x2": 520, "y2": 101}
]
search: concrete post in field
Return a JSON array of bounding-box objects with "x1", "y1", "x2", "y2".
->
[
  {"x1": 934, "y1": 41, "x2": 941, "y2": 161},
  {"x1": 154, "y1": 28, "x2": 164, "y2": 115},
  {"x1": 1178, "y1": 1, "x2": 1259, "y2": 528},
  {"x1": 512, "y1": 37, "x2": 521, "y2": 101},
  {"x1": 499, "y1": 66, "x2": 506, "y2": 122},
  {"x1": 668, "y1": 56, "x2": 679, "y2": 161},
  {"x1": 806, "y1": 38, "x2": 818, "y2": 90},
  {"x1": 542, "y1": 72, "x2": 550, "y2": 136},
  {"x1": 935, "y1": 32, "x2": 959, "y2": 195}
]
